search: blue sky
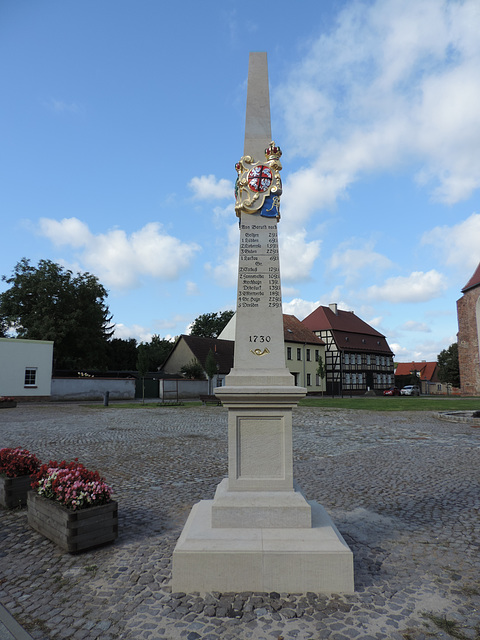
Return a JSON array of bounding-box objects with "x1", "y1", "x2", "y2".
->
[{"x1": 1, "y1": 0, "x2": 480, "y2": 362}]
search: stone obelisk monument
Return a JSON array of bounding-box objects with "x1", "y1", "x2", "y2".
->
[{"x1": 172, "y1": 53, "x2": 354, "y2": 594}]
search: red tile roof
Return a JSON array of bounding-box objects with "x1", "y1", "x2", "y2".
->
[
  {"x1": 302, "y1": 305, "x2": 393, "y2": 355},
  {"x1": 395, "y1": 361, "x2": 438, "y2": 381},
  {"x1": 283, "y1": 314, "x2": 325, "y2": 345},
  {"x1": 303, "y1": 305, "x2": 384, "y2": 336},
  {"x1": 462, "y1": 262, "x2": 480, "y2": 292}
]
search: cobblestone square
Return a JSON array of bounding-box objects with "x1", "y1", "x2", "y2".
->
[{"x1": 0, "y1": 403, "x2": 478, "y2": 640}]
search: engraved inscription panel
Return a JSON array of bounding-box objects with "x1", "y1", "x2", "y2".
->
[
  {"x1": 236, "y1": 416, "x2": 285, "y2": 479},
  {"x1": 237, "y1": 221, "x2": 281, "y2": 311}
]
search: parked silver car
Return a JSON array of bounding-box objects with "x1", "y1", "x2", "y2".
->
[{"x1": 401, "y1": 385, "x2": 420, "y2": 396}]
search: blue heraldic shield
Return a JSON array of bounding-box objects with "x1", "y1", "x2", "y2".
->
[{"x1": 261, "y1": 193, "x2": 280, "y2": 218}]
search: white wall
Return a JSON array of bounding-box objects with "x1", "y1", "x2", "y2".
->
[
  {"x1": 51, "y1": 378, "x2": 135, "y2": 401},
  {"x1": 0, "y1": 338, "x2": 53, "y2": 397}
]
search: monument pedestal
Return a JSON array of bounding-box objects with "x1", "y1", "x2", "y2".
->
[
  {"x1": 172, "y1": 386, "x2": 354, "y2": 594},
  {"x1": 172, "y1": 499, "x2": 353, "y2": 594}
]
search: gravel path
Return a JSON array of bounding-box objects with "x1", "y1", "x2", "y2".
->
[{"x1": 0, "y1": 403, "x2": 479, "y2": 640}]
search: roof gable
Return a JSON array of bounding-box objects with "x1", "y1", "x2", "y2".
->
[
  {"x1": 395, "y1": 361, "x2": 438, "y2": 381},
  {"x1": 462, "y1": 262, "x2": 480, "y2": 293},
  {"x1": 303, "y1": 305, "x2": 384, "y2": 337}
]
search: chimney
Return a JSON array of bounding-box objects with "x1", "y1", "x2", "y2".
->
[{"x1": 329, "y1": 303, "x2": 338, "y2": 315}]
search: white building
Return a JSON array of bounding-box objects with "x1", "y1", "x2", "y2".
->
[{"x1": 0, "y1": 338, "x2": 54, "y2": 399}]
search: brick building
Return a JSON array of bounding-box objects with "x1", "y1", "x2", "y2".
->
[{"x1": 456, "y1": 262, "x2": 480, "y2": 396}]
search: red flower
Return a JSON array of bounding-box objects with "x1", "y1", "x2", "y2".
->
[{"x1": 0, "y1": 448, "x2": 41, "y2": 478}]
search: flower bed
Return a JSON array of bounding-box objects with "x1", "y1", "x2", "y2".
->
[
  {"x1": 0, "y1": 448, "x2": 41, "y2": 508},
  {"x1": 31, "y1": 459, "x2": 113, "y2": 510},
  {"x1": 28, "y1": 459, "x2": 117, "y2": 551}
]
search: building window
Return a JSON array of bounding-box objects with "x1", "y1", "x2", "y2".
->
[
  {"x1": 297, "y1": 348, "x2": 301, "y2": 360},
  {"x1": 357, "y1": 354, "x2": 362, "y2": 365},
  {"x1": 24, "y1": 368, "x2": 37, "y2": 387},
  {"x1": 307, "y1": 373, "x2": 311, "y2": 386},
  {"x1": 306, "y1": 349, "x2": 311, "y2": 362},
  {"x1": 367, "y1": 354, "x2": 371, "y2": 365},
  {"x1": 315, "y1": 350, "x2": 319, "y2": 362},
  {"x1": 287, "y1": 347, "x2": 292, "y2": 360},
  {"x1": 345, "y1": 353, "x2": 350, "y2": 365}
]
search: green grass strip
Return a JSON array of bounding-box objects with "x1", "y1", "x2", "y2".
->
[{"x1": 298, "y1": 396, "x2": 480, "y2": 411}]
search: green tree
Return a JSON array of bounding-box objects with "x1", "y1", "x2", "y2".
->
[
  {"x1": 205, "y1": 348, "x2": 218, "y2": 394},
  {"x1": 316, "y1": 355, "x2": 326, "y2": 396},
  {"x1": 134, "y1": 335, "x2": 173, "y2": 373},
  {"x1": 0, "y1": 258, "x2": 113, "y2": 369},
  {"x1": 437, "y1": 342, "x2": 460, "y2": 388},
  {"x1": 146, "y1": 334, "x2": 173, "y2": 370},
  {"x1": 136, "y1": 344, "x2": 150, "y2": 403},
  {"x1": 189, "y1": 310, "x2": 234, "y2": 338},
  {"x1": 0, "y1": 313, "x2": 9, "y2": 338},
  {"x1": 180, "y1": 358, "x2": 205, "y2": 380},
  {"x1": 106, "y1": 338, "x2": 138, "y2": 370}
]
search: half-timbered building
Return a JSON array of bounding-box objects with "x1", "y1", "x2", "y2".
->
[{"x1": 302, "y1": 303, "x2": 395, "y2": 395}]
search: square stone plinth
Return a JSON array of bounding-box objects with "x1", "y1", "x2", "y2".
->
[
  {"x1": 172, "y1": 499, "x2": 354, "y2": 594},
  {"x1": 211, "y1": 478, "x2": 312, "y2": 528}
]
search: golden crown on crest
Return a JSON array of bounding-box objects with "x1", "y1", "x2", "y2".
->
[{"x1": 265, "y1": 141, "x2": 282, "y2": 161}]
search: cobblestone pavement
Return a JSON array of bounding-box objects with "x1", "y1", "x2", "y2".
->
[{"x1": 0, "y1": 403, "x2": 479, "y2": 640}]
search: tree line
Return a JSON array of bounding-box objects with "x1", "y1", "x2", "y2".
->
[
  {"x1": 0, "y1": 258, "x2": 233, "y2": 373},
  {"x1": 1, "y1": 258, "x2": 460, "y2": 384}
]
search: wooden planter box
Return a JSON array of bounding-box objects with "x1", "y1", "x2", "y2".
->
[
  {"x1": 0, "y1": 475, "x2": 32, "y2": 508},
  {"x1": 0, "y1": 401, "x2": 17, "y2": 409},
  {"x1": 27, "y1": 492, "x2": 118, "y2": 553}
]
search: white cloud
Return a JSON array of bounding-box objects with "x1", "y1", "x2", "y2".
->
[
  {"x1": 281, "y1": 166, "x2": 350, "y2": 225},
  {"x1": 206, "y1": 222, "x2": 239, "y2": 288},
  {"x1": 39, "y1": 217, "x2": 91, "y2": 248},
  {"x1": 282, "y1": 291, "x2": 349, "y2": 321},
  {"x1": 38, "y1": 217, "x2": 200, "y2": 289},
  {"x1": 213, "y1": 203, "x2": 235, "y2": 225},
  {"x1": 422, "y1": 212, "x2": 480, "y2": 271},
  {"x1": 186, "y1": 281, "x2": 199, "y2": 295},
  {"x1": 276, "y1": 0, "x2": 480, "y2": 213},
  {"x1": 279, "y1": 229, "x2": 321, "y2": 282},
  {"x1": 401, "y1": 335, "x2": 457, "y2": 362},
  {"x1": 390, "y1": 338, "x2": 449, "y2": 362},
  {"x1": 366, "y1": 269, "x2": 447, "y2": 303},
  {"x1": 282, "y1": 298, "x2": 320, "y2": 321},
  {"x1": 189, "y1": 174, "x2": 233, "y2": 200},
  {"x1": 329, "y1": 239, "x2": 393, "y2": 284},
  {"x1": 401, "y1": 320, "x2": 432, "y2": 333},
  {"x1": 113, "y1": 323, "x2": 153, "y2": 343}
]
